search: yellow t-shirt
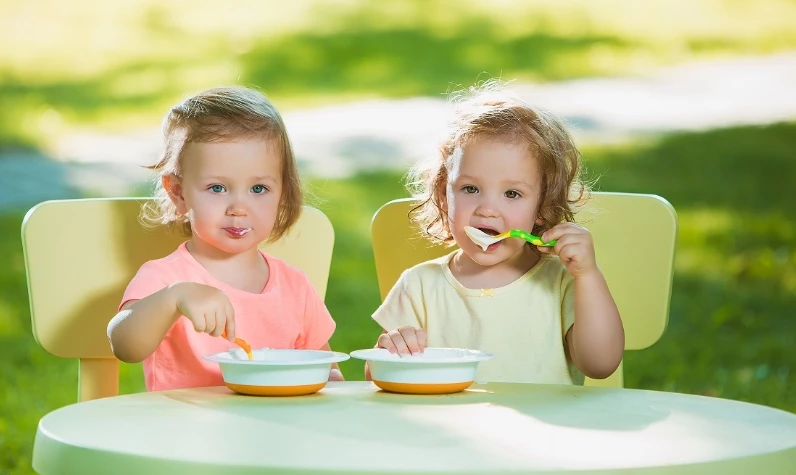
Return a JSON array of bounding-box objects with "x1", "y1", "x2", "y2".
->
[{"x1": 372, "y1": 251, "x2": 583, "y2": 385}]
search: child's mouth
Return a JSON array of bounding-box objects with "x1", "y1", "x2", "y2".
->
[
  {"x1": 224, "y1": 227, "x2": 251, "y2": 238},
  {"x1": 477, "y1": 227, "x2": 500, "y2": 236}
]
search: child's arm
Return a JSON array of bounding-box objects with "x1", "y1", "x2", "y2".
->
[
  {"x1": 539, "y1": 223, "x2": 625, "y2": 379},
  {"x1": 107, "y1": 282, "x2": 236, "y2": 363},
  {"x1": 366, "y1": 270, "x2": 428, "y2": 379}
]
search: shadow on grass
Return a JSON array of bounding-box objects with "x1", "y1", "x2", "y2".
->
[
  {"x1": 586, "y1": 122, "x2": 796, "y2": 216},
  {"x1": 241, "y1": 16, "x2": 632, "y2": 98}
]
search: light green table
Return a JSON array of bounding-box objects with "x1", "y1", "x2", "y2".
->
[{"x1": 33, "y1": 381, "x2": 796, "y2": 474}]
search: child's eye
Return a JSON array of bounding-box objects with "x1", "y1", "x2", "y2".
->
[
  {"x1": 209, "y1": 184, "x2": 226, "y2": 193},
  {"x1": 251, "y1": 184, "x2": 268, "y2": 194},
  {"x1": 462, "y1": 185, "x2": 478, "y2": 194},
  {"x1": 505, "y1": 190, "x2": 521, "y2": 199}
]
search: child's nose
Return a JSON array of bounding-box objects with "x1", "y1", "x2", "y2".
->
[
  {"x1": 225, "y1": 194, "x2": 249, "y2": 216},
  {"x1": 475, "y1": 197, "x2": 499, "y2": 217}
]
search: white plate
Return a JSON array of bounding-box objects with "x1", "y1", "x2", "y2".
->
[
  {"x1": 350, "y1": 347, "x2": 493, "y2": 364},
  {"x1": 202, "y1": 349, "x2": 349, "y2": 396},
  {"x1": 350, "y1": 347, "x2": 494, "y2": 395}
]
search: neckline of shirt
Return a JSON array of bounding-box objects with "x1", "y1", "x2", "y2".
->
[
  {"x1": 176, "y1": 241, "x2": 275, "y2": 297},
  {"x1": 440, "y1": 250, "x2": 550, "y2": 297}
]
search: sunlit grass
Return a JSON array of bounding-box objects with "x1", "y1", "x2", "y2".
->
[
  {"x1": 3, "y1": 0, "x2": 795, "y2": 79},
  {"x1": 3, "y1": 0, "x2": 796, "y2": 150}
]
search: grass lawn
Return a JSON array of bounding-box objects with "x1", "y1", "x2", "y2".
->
[{"x1": 1, "y1": 122, "x2": 794, "y2": 474}]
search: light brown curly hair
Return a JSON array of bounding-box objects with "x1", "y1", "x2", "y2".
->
[
  {"x1": 141, "y1": 86, "x2": 302, "y2": 242},
  {"x1": 407, "y1": 80, "x2": 588, "y2": 244}
]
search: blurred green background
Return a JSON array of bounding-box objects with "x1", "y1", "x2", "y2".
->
[{"x1": 2, "y1": 1, "x2": 795, "y2": 473}]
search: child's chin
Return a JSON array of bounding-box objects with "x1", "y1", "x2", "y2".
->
[
  {"x1": 466, "y1": 251, "x2": 504, "y2": 267},
  {"x1": 215, "y1": 239, "x2": 258, "y2": 254}
]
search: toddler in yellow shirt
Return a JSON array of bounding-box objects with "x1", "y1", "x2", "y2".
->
[{"x1": 371, "y1": 80, "x2": 624, "y2": 384}]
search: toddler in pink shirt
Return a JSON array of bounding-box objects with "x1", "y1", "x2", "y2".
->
[{"x1": 107, "y1": 86, "x2": 341, "y2": 390}]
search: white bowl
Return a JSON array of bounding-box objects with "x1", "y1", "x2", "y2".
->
[
  {"x1": 350, "y1": 347, "x2": 494, "y2": 394},
  {"x1": 203, "y1": 349, "x2": 350, "y2": 396}
]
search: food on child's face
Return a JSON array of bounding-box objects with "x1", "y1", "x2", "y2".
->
[{"x1": 224, "y1": 227, "x2": 251, "y2": 238}]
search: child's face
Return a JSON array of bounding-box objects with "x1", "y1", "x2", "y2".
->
[
  {"x1": 167, "y1": 138, "x2": 282, "y2": 255},
  {"x1": 444, "y1": 138, "x2": 542, "y2": 267}
]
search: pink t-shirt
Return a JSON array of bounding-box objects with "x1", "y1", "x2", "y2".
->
[{"x1": 119, "y1": 242, "x2": 336, "y2": 391}]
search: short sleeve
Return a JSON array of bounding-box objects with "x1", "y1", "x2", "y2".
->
[
  {"x1": 119, "y1": 261, "x2": 173, "y2": 310},
  {"x1": 296, "y1": 280, "x2": 336, "y2": 350},
  {"x1": 372, "y1": 270, "x2": 425, "y2": 331}
]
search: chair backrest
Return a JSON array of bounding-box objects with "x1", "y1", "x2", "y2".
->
[
  {"x1": 371, "y1": 192, "x2": 677, "y2": 388},
  {"x1": 22, "y1": 198, "x2": 334, "y2": 401}
]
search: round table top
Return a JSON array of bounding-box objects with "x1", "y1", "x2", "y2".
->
[{"x1": 34, "y1": 381, "x2": 796, "y2": 474}]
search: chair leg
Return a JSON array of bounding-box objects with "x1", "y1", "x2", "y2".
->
[{"x1": 78, "y1": 358, "x2": 119, "y2": 402}]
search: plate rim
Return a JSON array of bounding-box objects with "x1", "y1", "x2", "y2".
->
[
  {"x1": 349, "y1": 347, "x2": 494, "y2": 364},
  {"x1": 202, "y1": 349, "x2": 351, "y2": 366}
]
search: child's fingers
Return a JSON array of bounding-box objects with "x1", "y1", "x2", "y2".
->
[
  {"x1": 541, "y1": 223, "x2": 587, "y2": 243},
  {"x1": 556, "y1": 243, "x2": 578, "y2": 265},
  {"x1": 224, "y1": 304, "x2": 236, "y2": 341},
  {"x1": 211, "y1": 311, "x2": 227, "y2": 337},
  {"x1": 398, "y1": 327, "x2": 422, "y2": 354},
  {"x1": 550, "y1": 233, "x2": 579, "y2": 256},
  {"x1": 191, "y1": 315, "x2": 206, "y2": 333},
  {"x1": 387, "y1": 330, "x2": 412, "y2": 355},
  {"x1": 416, "y1": 328, "x2": 428, "y2": 351},
  {"x1": 540, "y1": 224, "x2": 567, "y2": 243},
  {"x1": 377, "y1": 333, "x2": 397, "y2": 353},
  {"x1": 203, "y1": 311, "x2": 217, "y2": 336}
]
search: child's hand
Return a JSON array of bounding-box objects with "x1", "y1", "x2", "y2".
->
[
  {"x1": 538, "y1": 223, "x2": 598, "y2": 279},
  {"x1": 170, "y1": 282, "x2": 236, "y2": 340},
  {"x1": 377, "y1": 326, "x2": 427, "y2": 355},
  {"x1": 328, "y1": 368, "x2": 345, "y2": 381}
]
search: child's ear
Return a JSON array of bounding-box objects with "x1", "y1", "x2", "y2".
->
[
  {"x1": 163, "y1": 174, "x2": 188, "y2": 215},
  {"x1": 439, "y1": 183, "x2": 448, "y2": 212}
]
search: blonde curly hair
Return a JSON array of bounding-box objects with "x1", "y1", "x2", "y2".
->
[
  {"x1": 141, "y1": 86, "x2": 302, "y2": 241},
  {"x1": 407, "y1": 80, "x2": 589, "y2": 244}
]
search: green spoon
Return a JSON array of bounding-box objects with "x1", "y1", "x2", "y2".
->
[{"x1": 464, "y1": 226, "x2": 557, "y2": 251}]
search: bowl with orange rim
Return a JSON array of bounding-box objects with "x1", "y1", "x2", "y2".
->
[
  {"x1": 203, "y1": 349, "x2": 349, "y2": 396},
  {"x1": 350, "y1": 348, "x2": 494, "y2": 395}
]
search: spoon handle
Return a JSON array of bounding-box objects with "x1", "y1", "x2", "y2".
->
[
  {"x1": 509, "y1": 229, "x2": 557, "y2": 247},
  {"x1": 221, "y1": 330, "x2": 253, "y2": 360}
]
